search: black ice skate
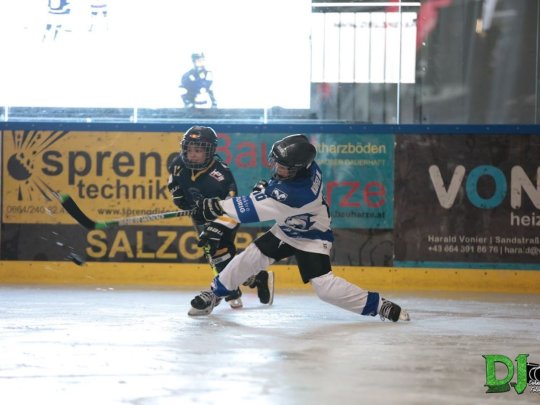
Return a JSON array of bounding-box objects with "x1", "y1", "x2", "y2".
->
[
  {"x1": 244, "y1": 271, "x2": 274, "y2": 305},
  {"x1": 379, "y1": 298, "x2": 410, "y2": 322},
  {"x1": 188, "y1": 290, "x2": 221, "y2": 316},
  {"x1": 225, "y1": 288, "x2": 243, "y2": 309}
]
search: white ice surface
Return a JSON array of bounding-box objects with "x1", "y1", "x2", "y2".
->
[{"x1": 0, "y1": 286, "x2": 539, "y2": 404}]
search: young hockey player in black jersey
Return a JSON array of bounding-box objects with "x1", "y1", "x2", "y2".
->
[
  {"x1": 167, "y1": 126, "x2": 274, "y2": 314},
  {"x1": 188, "y1": 133, "x2": 410, "y2": 322}
]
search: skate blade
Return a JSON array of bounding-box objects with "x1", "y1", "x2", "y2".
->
[
  {"x1": 227, "y1": 298, "x2": 243, "y2": 309},
  {"x1": 399, "y1": 309, "x2": 411, "y2": 321},
  {"x1": 187, "y1": 307, "x2": 213, "y2": 316},
  {"x1": 266, "y1": 271, "x2": 275, "y2": 306}
]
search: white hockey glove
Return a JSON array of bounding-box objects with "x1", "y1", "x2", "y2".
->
[{"x1": 252, "y1": 179, "x2": 268, "y2": 192}]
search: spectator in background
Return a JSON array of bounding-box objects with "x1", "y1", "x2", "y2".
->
[
  {"x1": 43, "y1": 0, "x2": 72, "y2": 41},
  {"x1": 179, "y1": 53, "x2": 217, "y2": 109}
]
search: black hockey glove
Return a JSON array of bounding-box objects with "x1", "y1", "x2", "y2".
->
[
  {"x1": 252, "y1": 179, "x2": 268, "y2": 192},
  {"x1": 197, "y1": 223, "x2": 227, "y2": 256},
  {"x1": 169, "y1": 185, "x2": 189, "y2": 209},
  {"x1": 192, "y1": 197, "x2": 224, "y2": 223}
]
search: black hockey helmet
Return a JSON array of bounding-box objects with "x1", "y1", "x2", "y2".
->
[
  {"x1": 268, "y1": 134, "x2": 316, "y2": 180},
  {"x1": 180, "y1": 126, "x2": 218, "y2": 170}
]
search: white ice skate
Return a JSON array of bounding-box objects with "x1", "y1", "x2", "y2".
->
[
  {"x1": 188, "y1": 290, "x2": 221, "y2": 316},
  {"x1": 379, "y1": 298, "x2": 410, "y2": 322}
]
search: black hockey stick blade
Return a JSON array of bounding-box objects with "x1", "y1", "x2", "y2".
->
[{"x1": 53, "y1": 192, "x2": 97, "y2": 229}]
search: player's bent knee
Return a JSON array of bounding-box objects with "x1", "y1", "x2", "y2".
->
[
  {"x1": 242, "y1": 243, "x2": 275, "y2": 270},
  {"x1": 310, "y1": 272, "x2": 337, "y2": 303}
]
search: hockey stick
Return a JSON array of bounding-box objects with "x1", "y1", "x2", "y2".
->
[
  {"x1": 192, "y1": 221, "x2": 220, "y2": 276},
  {"x1": 53, "y1": 192, "x2": 194, "y2": 230}
]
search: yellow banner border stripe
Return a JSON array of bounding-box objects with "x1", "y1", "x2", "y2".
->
[{"x1": 1, "y1": 261, "x2": 539, "y2": 293}]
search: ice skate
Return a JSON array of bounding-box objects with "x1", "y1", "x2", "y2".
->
[
  {"x1": 188, "y1": 290, "x2": 221, "y2": 316},
  {"x1": 244, "y1": 271, "x2": 274, "y2": 305},
  {"x1": 225, "y1": 288, "x2": 243, "y2": 309},
  {"x1": 379, "y1": 298, "x2": 410, "y2": 322}
]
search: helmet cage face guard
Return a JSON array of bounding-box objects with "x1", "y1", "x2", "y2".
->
[
  {"x1": 268, "y1": 156, "x2": 300, "y2": 180},
  {"x1": 181, "y1": 139, "x2": 216, "y2": 170},
  {"x1": 180, "y1": 126, "x2": 218, "y2": 170}
]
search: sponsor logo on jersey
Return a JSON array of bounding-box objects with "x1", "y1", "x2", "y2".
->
[
  {"x1": 209, "y1": 169, "x2": 225, "y2": 182},
  {"x1": 271, "y1": 188, "x2": 288, "y2": 201},
  {"x1": 234, "y1": 196, "x2": 251, "y2": 213}
]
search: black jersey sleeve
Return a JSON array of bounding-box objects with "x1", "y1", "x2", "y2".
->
[{"x1": 167, "y1": 155, "x2": 190, "y2": 209}]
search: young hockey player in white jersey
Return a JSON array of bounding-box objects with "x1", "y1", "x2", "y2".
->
[{"x1": 189, "y1": 133, "x2": 410, "y2": 322}]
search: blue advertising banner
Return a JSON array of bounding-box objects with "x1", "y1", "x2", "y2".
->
[{"x1": 313, "y1": 133, "x2": 394, "y2": 229}]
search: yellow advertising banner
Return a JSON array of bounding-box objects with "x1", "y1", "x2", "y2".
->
[{"x1": 2, "y1": 130, "x2": 192, "y2": 226}]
